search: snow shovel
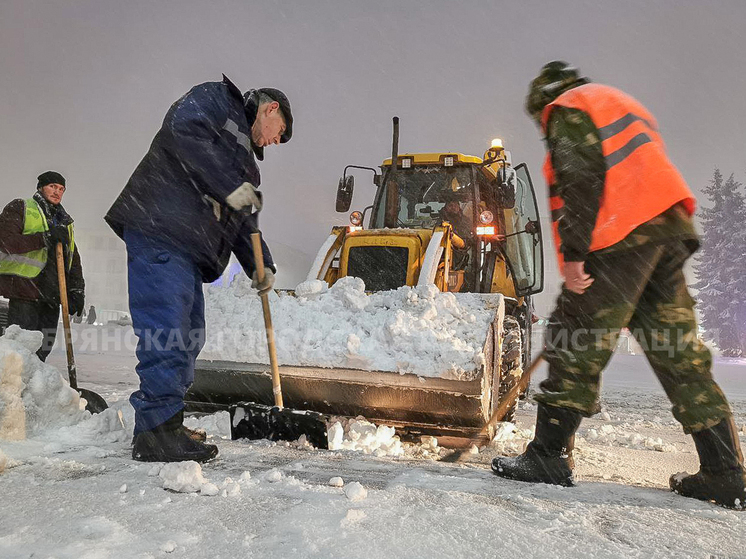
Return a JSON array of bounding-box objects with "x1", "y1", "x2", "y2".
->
[
  {"x1": 230, "y1": 233, "x2": 329, "y2": 449},
  {"x1": 56, "y1": 243, "x2": 108, "y2": 414},
  {"x1": 440, "y1": 352, "x2": 545, "y2": 463}
]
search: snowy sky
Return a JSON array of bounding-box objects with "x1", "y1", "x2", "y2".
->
[{"x1": 1, "y1": 0, "x2": 744, "y2": 307}]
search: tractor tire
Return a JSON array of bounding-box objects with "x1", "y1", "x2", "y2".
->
[{"x1": 497, "y1": 315, "x2": 523, "y2": 424}]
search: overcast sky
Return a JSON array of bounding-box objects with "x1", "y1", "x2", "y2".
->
[{"x1": 1, "y1": 0, "x2": 744, "y2": 307}]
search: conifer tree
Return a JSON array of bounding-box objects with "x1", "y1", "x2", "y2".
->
[{"x1": 692, "y1": 170, "x2": 746, "y2": 356}]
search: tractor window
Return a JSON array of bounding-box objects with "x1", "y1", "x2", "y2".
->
[{"x1": 372, "y1": 166, "x2": 476, "y2": 230}]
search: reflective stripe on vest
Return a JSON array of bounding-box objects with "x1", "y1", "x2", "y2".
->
[
  {"x1": 0, "y1": 198, "x2": 75, "y2": 278},
  {"x1": 541, "y1": 83, "x2": 696, "y2": 268}
]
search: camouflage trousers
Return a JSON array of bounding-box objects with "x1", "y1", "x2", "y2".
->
[{"x1": 536, "y1": 239, "x2": 733, "y2": 434}]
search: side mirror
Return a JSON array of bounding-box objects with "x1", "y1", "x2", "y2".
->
[
  {"x1": 335, "y1": 175, "x2": 354, "y2": 212},
  {"x1": 496, "y1": 166, "x2": 517, "y2": 209}
]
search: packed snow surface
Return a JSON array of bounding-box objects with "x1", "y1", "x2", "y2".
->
[
  {"x1": 2, "y1": 325, "x2": 746, "y2": 558},
  {"x1": 202, "y1": 277, "x2": 500, "y2": 379}
]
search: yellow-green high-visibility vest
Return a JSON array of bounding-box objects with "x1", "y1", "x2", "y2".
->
[{"x1": 0, "y1": 198, "x2": 75, "y2": 278}]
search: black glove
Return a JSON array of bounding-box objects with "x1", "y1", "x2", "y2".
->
[
  {"x1": 68, "y1": 289, "x2": 85, "y2": 317},
  {"x1": 47, "y1": 225, "x2": 69, "y2": 248}
]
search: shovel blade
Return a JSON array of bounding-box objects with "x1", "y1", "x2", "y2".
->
[
  {"x1": 79, "y1": 388, "x2": 108, "y2": 414},
  {"x1": 230, "y1": 402, "x2": 329, "y2": 449}
]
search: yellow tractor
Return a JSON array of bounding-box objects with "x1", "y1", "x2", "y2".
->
[{"x1": 187, "y1": 118, "x2": 545, "y2": 445}]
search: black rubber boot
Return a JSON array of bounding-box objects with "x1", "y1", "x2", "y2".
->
[
  {"x1": 492, "y1": 403, "x2": 582, "y2": 487},
  {"x1": 670, "y1": 417, "x2": 746, "y2": 510},
  {"x1": 132, "y1": 411, "x2": 218, "y2": 463}
]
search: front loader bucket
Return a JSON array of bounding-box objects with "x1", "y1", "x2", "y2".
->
[{"x1": 185, "y1": 297, "x2": 508, "y2": 443}]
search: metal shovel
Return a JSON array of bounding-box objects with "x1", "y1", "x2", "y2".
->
[{"x1": 229, "y1": 233, "x2": 329, "y2": 449}]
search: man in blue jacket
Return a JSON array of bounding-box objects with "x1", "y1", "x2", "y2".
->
[{"x1": 106, "y1": 75, "x2": 293, "y2": 462}]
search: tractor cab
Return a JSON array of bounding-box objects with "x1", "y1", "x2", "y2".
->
[{"x1": 334, "y1": 138, "x2": 544, "y2": 298}]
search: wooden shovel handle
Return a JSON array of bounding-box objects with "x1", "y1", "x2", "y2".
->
[
  {"x1": 443, "y1": 352, "x2": 545, "y2": 463},
  {"x1": 56, "y1": 242, "x2": 77, "y2": 390},
  {"x1": 250, "y1": 233, "x2": 283, "y2": 408}
]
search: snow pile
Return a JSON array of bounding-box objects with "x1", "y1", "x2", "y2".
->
[
  {"x1": 53, "y1": 405, "x2": 130, "y2": 445},
  {"x1": 0, "y1": 447, "x2": 7, "y2": 474},
  {"x1": 183, "y1": 411, "x2": 231, "y2": 439},
  {"x1": 0, "y1": 326, "x2": 131, "y2": 447},
  {"x1": 159, "y1": 461, "x2": 206, "y2": 492},
  {"x1": 264, "y1": 468, "x2": 283, "y2": 482},
  {"x1": 0, "y1": 326, "x2": 89, "y2": 439},
  {"x1": 0, "y1": 347, "x2": 25, "y2": 440},
  {"x1": 157, "y1": 461, "x2": 246, "y2": 497},
  {"x1": 327, "y1": 416, "x2": 403, "y2": 456},
  {"x1": 488, "y1": 421, "x2": 534, "y2": 455},
  {"x1": 343, "y1": 481, "x2": 367, "y2": 501},
  {"x1": 579, "y1": 423, "x2": 678, "y2": 452},
  {"x1": 410, "y1": 435, "x2": 443, "y2": 459},
  {"x1": 324, "y1": 416, "x2": 453, "y2": 459},
  {"x1": 203, "y1": 276, "x2": 500, "y2": 379},
  {"x1": 156, "y1": 461, "x2": 348, "y2": 500}
]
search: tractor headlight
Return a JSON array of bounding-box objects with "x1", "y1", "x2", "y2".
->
[
  {"x1": 350, "y1": 211, "x2": 363, "y2": 226},
  {"x1": 476, "y1": 226, "x2": 497, "y2": 236},
  {"x1": 479, "y1": 210, "x2": 494, "y2": 225},
  {"x1": 443, "y1": 156, "x2": 454, "y2": 167},
  {"x1": 401, "y1": 158, "x2": 412, "y2": 168}
]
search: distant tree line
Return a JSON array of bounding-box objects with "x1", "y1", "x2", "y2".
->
[{"x1": 691, "y1": 169, "x2": 746, "y2": 357}]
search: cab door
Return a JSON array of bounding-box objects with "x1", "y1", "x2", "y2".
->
[{"x1": 502, "y1": 163, "x2": 544, "y2": 296}]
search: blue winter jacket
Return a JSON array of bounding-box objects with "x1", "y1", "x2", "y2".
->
[{"x1": 105, "y1": 75, "x2": 274, "y2": 282}]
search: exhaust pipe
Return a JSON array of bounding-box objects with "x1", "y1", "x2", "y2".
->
[{"x1": 384, "y1": 116, "x2": 400, "y2": 228}]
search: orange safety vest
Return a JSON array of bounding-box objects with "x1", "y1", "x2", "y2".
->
[{"x1": 541, "y1": 83, "x2": 695, "y2": 270}]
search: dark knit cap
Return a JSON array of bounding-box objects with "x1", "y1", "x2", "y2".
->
[{"x1": 37, "y1": 171, "x2": 66, "y2": 189}]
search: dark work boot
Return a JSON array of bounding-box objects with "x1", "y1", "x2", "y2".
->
[
  {"x1": 670, "y1": 417, "x2": 746, "y2": 510},
  {"x1": 131, "y1": 425, "x2": 207, "y2": 445},
  {"x1": 132, "y1": 411, "x2": 218, "y2": 463},
  {"x1": 492, "y1": 403, "x2": 582, "y2": 487}
]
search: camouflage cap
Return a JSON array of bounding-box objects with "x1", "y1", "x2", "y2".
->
[{"x1": 525, "y1": 61, "x2": 590, "y2": 124}]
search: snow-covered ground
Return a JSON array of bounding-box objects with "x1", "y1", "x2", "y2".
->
[{"x1": 2, "y1": 324, "x2": 746, "y2": 558}]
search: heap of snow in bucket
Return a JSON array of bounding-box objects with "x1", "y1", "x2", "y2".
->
[{"x1": 202, "y1": 276, "x2": 501, "y2": 380}]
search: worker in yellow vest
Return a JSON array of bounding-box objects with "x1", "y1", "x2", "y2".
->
[{"x1": 0, "y1": 171, "x2": 85, "y2": 361}]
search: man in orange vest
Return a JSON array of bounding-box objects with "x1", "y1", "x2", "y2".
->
[{"x1": 492, "y1": 61, "x2": 745, "y2": 510}]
